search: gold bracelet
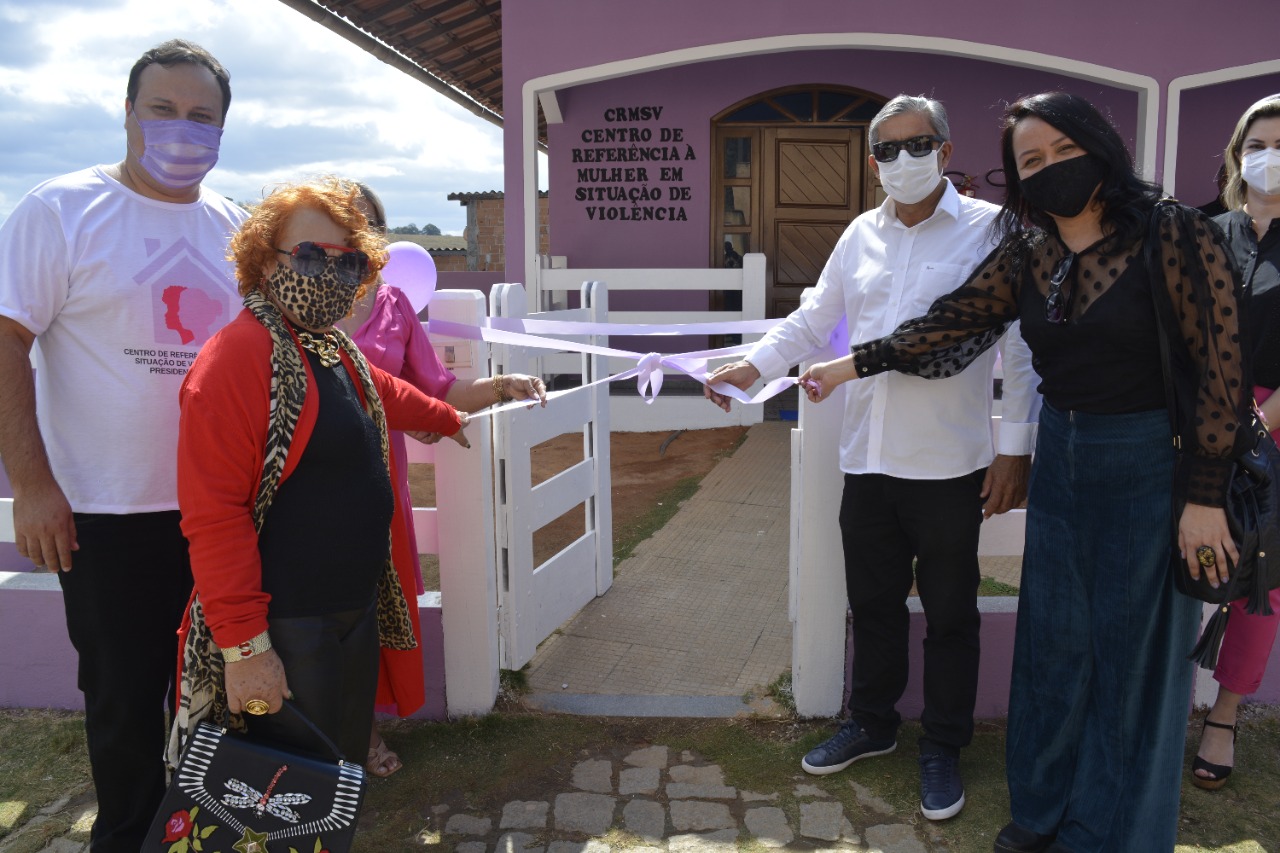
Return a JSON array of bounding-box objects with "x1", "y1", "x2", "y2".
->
[
  {"x1": 220, "y1": 631, "x2": 272, "y2": 663},
  {"x1": 492, "y1": 374, "x2": 513, "y2": 403}
]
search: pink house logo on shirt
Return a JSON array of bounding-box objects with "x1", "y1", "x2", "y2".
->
[{"x1": 135, "y1": 235, "x2": 235, "y2": 347}]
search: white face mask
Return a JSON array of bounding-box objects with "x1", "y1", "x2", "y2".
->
[
  {"x1": 877, "y1": 148, "x2": 943, "y2": 205},
  {"x1": 1242, "y1": 147, "x2": 1280, "y2": 196}
]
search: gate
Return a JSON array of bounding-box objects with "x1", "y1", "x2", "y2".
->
[{"x1": 490, "y1": 281, "x2": 614, "y2": 669}]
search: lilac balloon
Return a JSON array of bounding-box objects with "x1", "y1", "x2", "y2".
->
[{"x1": 382, "y1": 241, "x2": 437, "y2": 313}]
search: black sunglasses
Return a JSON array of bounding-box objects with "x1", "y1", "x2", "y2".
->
[
  {"x1": 1045, "y1": 253, "x2": 1075, "y2": 324},
  {"x1": 276, "y1": 241, "x2": 370, "y2": 286},
  {"x1": 872, "y1": 134, "x2": 944, "y2": 163}
]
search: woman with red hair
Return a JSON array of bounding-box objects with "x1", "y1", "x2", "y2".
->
[{"x1": 169, "y1": 177, "x2": 469, "y2": 767}]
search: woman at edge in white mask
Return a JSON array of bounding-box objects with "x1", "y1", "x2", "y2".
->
[
  {"x1": 1191, "y1": 93, "x2": 1280, "y2": 791},
  {"x1": 800, "y1": 92, "x2": 1249, "y2": 851}
]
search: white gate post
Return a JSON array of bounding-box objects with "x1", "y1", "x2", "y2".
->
[
  {"x1": 583, "y1": 281, "x2": 613, "y2": 595},
  {"x1": 790, "y1": 317, "x2": 851, "y2": 717},
  {"x1": 431, "y1": 290, "x2": 501, "y2": 716}
]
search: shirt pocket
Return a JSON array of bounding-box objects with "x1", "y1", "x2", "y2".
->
[{"x1": 903, "y1": 262, "x2": 970, "y2": 316}]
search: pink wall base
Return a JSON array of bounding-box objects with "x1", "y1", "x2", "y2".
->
[{"x1": 0, "y1": 573, "x2": 449, "y2": 719}]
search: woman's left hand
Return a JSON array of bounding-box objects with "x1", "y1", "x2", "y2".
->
[
  {"x1": 502, "y1": 374, "x2": 548, "y2": 407},
  {"x1": 1178, "y1": 502, "x2": 1237, "y2": 588}
]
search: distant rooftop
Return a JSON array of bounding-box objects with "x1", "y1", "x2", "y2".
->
[
  {"x1": 447, "y1": 191, "x2": 548, "y2": 203},
  {"x1": 388, "y1": 234, "x2": 467, "y2": 253}
]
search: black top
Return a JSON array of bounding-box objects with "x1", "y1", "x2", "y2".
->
[
  {"x1": 1015, "y1": 235, "x2": 1165, "y2": 415},
  {"x1": 1214, "y1": 210, "x2": 1280, "y2": 390},
  {"x1": 258, "y1": 346, "x2": 394, "y2": 617},
  {"x1": 851, "y1": 203, "x2": 1249, "y2": 507}
]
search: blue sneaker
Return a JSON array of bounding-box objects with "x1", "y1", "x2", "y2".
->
[
  {"x1": 801, "y1": 720, "x2": 896, "y2": 775},
  {"x1": 919, "y1": 750, "x2": 965, "y2": 820}
]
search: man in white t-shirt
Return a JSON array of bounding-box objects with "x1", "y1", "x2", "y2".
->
[
  {"x1": 705, "y1": 96, "x2": 1040, "y2": 824},
  {"x1": 0, "y1": 40, "x2": 247, "y2": 853}
]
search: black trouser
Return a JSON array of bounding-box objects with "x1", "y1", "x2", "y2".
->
[
  {"x1": 244, "y1": 603, "x2": 379, "y2": 766},
  {"x1": 838, "y1": 471, "x2": 985, "y2": 753},
  {"x1": 57, "y1": 511, "x2": 193, "y2": 853}
]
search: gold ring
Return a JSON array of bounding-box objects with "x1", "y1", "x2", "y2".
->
[
  {"x1": 244, "y1": 699, "x2": 270, "y2": 716},
  {"x1": 1196, "y1": 545, "x2": 1216, "y2": 569}
]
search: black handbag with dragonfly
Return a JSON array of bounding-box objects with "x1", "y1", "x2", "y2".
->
[
  {"x1": 1147, "y1": 200, "x2": 1280, "y2": 668},
  {"x1": 143, "y1": 702, "x2": 366, "y2": 853}
]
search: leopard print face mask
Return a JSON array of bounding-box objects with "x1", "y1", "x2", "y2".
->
[{"x1": 265, "y1": 263, "x2": 360, "y2": 330}]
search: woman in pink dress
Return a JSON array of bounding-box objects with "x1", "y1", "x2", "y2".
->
[{"x1": 340, "y1": 183, "x2": 546, "y2": 776}]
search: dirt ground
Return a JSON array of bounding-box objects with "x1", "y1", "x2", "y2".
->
[{"x1": 406, "y1": 426, "x2": 750, "y2": 588}]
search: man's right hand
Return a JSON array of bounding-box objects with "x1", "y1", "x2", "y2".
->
[
  {"x1": 13, "y1": 477, "x2": 77, "y2": 572},
  {"x1": 1, "y1": 316, "x2": 75, "y2": 570},
  {"x1": 703, "y1": 361, "x2": 761, "y2": 413},
  {"x1": 225, "y1": 648, "x2": 291, "y2": 716}
]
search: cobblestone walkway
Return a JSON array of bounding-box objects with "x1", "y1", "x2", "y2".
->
[
  {"x1": 423, "y1": 743, "x2": 942, "y2": 853},
  {"x1": 1, "y1": 743, "x2": 949, "y2": 853}
]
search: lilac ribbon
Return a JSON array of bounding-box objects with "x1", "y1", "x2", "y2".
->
[{"x1": 428, "y1": 317, "x2": 803, "y2": 419}]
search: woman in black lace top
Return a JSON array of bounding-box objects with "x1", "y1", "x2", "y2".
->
[{"x1": 801, "y1": 93, "x2": 1250, "y2": 852}]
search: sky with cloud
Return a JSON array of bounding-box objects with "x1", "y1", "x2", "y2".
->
[{"x1": 0, "y1": 0, "x2": 516, "y2": 235}]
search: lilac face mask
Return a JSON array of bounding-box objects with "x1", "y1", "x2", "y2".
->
[{"x1": 130, "y1": 114, "x2": 222, "y2": 191}]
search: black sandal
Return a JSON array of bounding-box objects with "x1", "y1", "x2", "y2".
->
[{"x1": 1191, "y1": 718, "x2": 1237, "y2": 790}]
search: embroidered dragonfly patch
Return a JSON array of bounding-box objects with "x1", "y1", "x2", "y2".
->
[{"x1": 222, "y1": 765, "x2": 312, "y2": 823}]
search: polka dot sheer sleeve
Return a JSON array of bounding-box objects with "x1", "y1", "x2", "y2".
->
[
  {"x1": 1156, "y1": 204, "x2": 1251, "y2": 507},
  {"x1": 849, "y1": 241, "x2": 1021, "y2": 380}
]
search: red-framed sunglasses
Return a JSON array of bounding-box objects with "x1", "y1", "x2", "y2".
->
[{"x1": 276, "y1": 241, "x2": 369, "y2": 286}]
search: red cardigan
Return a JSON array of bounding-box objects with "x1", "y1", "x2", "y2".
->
[{"x1": 176, "y1": 308, "x2": 463, "y2": 649}]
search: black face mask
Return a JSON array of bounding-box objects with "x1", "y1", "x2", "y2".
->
[{"x1": 1019, "y1": 154, "x2": 1107, "y2": 218}]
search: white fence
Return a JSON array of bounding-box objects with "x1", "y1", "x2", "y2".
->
[{"x1": 536, "y1": 254, "x2": 768, "y2": 431}]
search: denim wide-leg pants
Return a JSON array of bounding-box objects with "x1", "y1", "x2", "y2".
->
[{"x1": 1006, "y1": 404, "x2": 1200, "y2": 852}]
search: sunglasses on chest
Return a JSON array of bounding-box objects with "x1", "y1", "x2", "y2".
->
[
  {"x1": 276, "y1": 241, "x2": 370, "y2": 286},
  {"x1": 1044, "y1": 253, "x2": 1076, "y2": 324}
]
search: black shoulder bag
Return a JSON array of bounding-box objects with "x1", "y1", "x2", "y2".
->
[
  {"x1": 1147, "y1": 199, "x2": 1280, "y2": 669},
  {"x1": 143, "y1": 701, "x2": 367, "y2": 853}
]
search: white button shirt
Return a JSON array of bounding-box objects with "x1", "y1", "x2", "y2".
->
[{"x1": 747, "y1": 181, "x2": 1040, "y2": 479}]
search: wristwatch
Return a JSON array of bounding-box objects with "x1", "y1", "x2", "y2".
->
[{"x1": 220, "y1": 631, "x2": 272, "y2": 663}]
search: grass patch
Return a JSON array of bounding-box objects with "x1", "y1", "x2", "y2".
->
[
  {"x1": 763, "y1": 670, "x2": 796, "y2": 716},
  {"x1": 612, "y1": 475, "x2": 702, "y2": 565},
  {"x1": 0, "y1": 709, "x2": 92, "y2": 847},
  {"x1": 979, "y1": 576, "x2": 1020, "y2": 596}
]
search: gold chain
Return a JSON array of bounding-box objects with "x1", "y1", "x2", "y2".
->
[{"x1": 296, "y1": 330, "x2": 342, "y2": 368}]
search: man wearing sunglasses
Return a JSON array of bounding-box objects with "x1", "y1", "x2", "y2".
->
[
  {"x1": 0, "y1": 40, "x2": 246, "y2": 853},
  {"x1": 705, "y1": 95, "x2": 1040, "y2": 822}
]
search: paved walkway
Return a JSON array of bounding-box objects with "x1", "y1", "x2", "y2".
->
[{"x1": 526, "y1": 422, "x2": 794, "y2": 715}]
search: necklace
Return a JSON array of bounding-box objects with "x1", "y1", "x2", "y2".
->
[{"x1": 296, "y1": 330, "x2": 341, "y2": 368}]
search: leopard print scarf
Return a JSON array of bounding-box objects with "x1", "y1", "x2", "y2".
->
[{"x1": 168, "y1": 289, "x2": 417, "y2": 767}]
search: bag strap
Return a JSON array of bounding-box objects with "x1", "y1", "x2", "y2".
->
[
  {"x1": 278, "y1": 699, "x2": 350, "y2": 763},
  {"x1": 1145, "y1": 199, "x2": 1183, "y2": 449}
]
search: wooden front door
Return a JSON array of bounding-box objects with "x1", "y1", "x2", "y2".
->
[
  {"x1": 711, "y1": 87, "x2": 886, "y2": 320},
  {"x1": 761, "y1": 127, "x2": 868, "y2": 318}
]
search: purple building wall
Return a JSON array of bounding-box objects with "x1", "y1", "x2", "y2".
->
[
  {"x1": 549, "y1": 51, "x2": 1138, "y2": 269},
  {"x1": 502, "y1": 0, "x2": 1279, "y2": 277},
  {"x1": 1173, "y1": 73, "x2": 1280, "y2": 206}
]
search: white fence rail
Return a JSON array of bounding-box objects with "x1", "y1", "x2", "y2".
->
[{"x1": 536, "y1": 254, "x2": 768, "y2": 431}]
